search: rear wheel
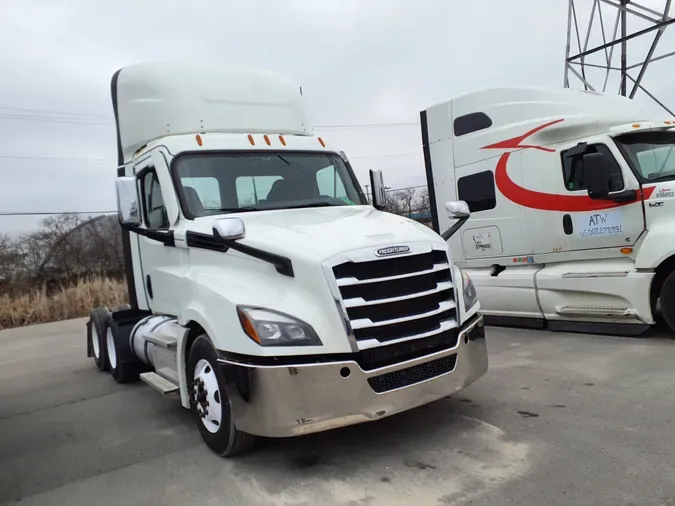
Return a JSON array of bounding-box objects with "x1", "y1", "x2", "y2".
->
[
  {"x1": 187, "y1": 335, "x2": 256, "y2": 457},
  {"x1": 89, "y1": 308, "x2": 111, "y2": 372},
  {"x1": 659, "y1": 270, "x2": 675, "y2": 335}
]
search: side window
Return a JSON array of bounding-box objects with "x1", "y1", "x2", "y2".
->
[
  {"x1": 141, "y1": 169, "x2": 169, "y2": 229},
  {"x1": 457, "y1": 170, "x2": 497, "y2": 212},
  {"x1": 235, "y1": 176, "x2": 283, "y2": 206},
  {"x1": 316, "y1": 165, "x2": 348, "y2": 199},
  {"x1": 454, "y1": 112, "x2": 493, "y2": 137},
  {"x1": 182, "y1": 176, "x2": 221, "y2": 211},
  {"x1": 561, "y1": 144, "x2": 624, "y2": 192}
]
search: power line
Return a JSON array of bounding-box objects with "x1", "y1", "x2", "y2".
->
[
  {"x1": 0, "y1": 106, "x2": 106, "y2": 119},
  {"x1": 0, "y1": 152, "x2": 421, "y2": 163},
  {"x1": 0, "y1": 107, "x2": 421, "y2": 130},
  {"x1": 0, "y1": 211, "x2": 115, "y2": 216},
  {"x1": 314, "y1": 122, "x2": 419, "y2": 129},
  {"x1": 382, "y1": 175, "x2": 426, "y2": 179},
  {"x1": 385, "y1": 184, "x2": 427, "y2": 192},
  {"x1": 350, "y1": 151, "x2": 420, "y2": 160},
  {"x1": 0, "y1": 155, "x2": 106, "y2": 161},
  {"x1": 0, "y1": 112, "x2": 113, "y2": 126},
  {"x1": 0, "y1": 106, "x2": 424, "y2": 129},
  {"x1": 0, "y1": 183, "x2": 429, "y2": 217}
]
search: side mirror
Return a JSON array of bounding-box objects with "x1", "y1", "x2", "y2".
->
[
  {"x1": 441, "y1": 200, "x2": 471, "y2": 241},
  {"x1": 369, "y1": 169, "x2": 386, "y2": 210},
  {"x1": 115, "y1": 176, "x2": 141, "y2": 228},
  {"x1": 213, "y1": 217, "x2": 245, "y2": 241},
  {"x1": 445, "y1": 201, "x2": 470, "y2": 219},
  {"x1": 582, "y1": 152, "x2": 610, "y2": 198}
]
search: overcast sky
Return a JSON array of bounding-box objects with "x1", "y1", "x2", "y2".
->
[{"x1": 0, "y1": 0, "x2": 674, "y2": 234}]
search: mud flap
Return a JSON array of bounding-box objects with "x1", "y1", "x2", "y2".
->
[{"x1": 86, "y1": 318, "x2": 94, "y2": 358}]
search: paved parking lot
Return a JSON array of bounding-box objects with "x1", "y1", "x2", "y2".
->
[{"x1": 0, "y1": 318, "x2": 674, "y2": 506}]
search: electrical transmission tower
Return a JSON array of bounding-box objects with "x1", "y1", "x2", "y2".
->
[{"x1": 564, "y1": 0, "x2": 675, "y2": 115}]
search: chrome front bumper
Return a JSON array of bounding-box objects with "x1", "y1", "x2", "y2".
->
[{"x1": 218, "y1": 314, "x2": 488, "y2": 438}]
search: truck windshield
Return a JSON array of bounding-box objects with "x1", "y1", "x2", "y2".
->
[
  {"x1": 172, "y1": 151, "x2": 368, "y2": 217},
  {"x1": 614, "y1": 130, "x2": 675, "y2": 183}
]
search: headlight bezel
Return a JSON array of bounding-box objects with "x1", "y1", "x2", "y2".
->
[
  {"x1": 460, "y1": 269, "x2": 479, "y2": 313},
  {"x1": 236, "y1": 306, "x2": 323, "y2": 347}
]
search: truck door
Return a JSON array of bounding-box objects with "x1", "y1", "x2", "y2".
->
[
  {"x1": 134, "y1": 150, "x2": 185, "y2": 316},
  {"x1": 557, "y1": 140, "x2": 646, "y2": 254}
]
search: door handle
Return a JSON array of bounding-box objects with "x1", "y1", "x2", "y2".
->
[
  {"x1": 146, "y1": 275, "x2": 154, "y2": 299},
  {"x1": 562, "y1": 214, "x2": 573, "y2": 235}
]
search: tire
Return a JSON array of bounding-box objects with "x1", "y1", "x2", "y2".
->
[
  {"x1": 659, "y1": 270, "x2": 675, "y2": 335},
  {"x1": 187, "y1": 335, "x2": 256, "y2": 457},
  {"x1": 107, "y1": 320, "x2": 141, "y2": 383},
  {"x1": 89, "y1": 308, "x2": 111, "y2": 372}
]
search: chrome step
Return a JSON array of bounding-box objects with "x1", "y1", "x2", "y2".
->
[
  {"x1": 140, "y1": 372, "x2": 179, "y2": 395},
  {"x1": 144, "y1": 331, "x2": 178, "y2": 348},
  {"x1": 556, "y1": 306, "x2": 638, "y2": 317}
]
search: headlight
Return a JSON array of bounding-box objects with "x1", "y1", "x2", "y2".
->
[
  {"x1": 461, "y1": 269, "x2": 478, "y2": 312},
  {"x1": 237, "y1": 306, "x2": 322, "y2": 347}
]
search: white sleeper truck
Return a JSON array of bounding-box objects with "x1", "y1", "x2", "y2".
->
[
  {"x1": 420, "y1": 86, "x2": 675, "y2": 336},
  {"x1": 86, "y1": 61, "x2": 488, "y2": 457}
]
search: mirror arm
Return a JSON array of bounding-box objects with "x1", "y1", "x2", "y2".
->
[
  {"x1": 441, "y1": 216, "x2": 470, "y2": 241},
  {"x1": 146, "y1": 229, "x2": 175, "y2": 246},
  {"x1": 121, "y1": 223, "x2": 175, "y2": 247},
  {"x1": 217, "y1": 238, "x2": 294, "y2": 277},
  {"x1": 610, "y1": 189, "x2": 638, "y2": 202},
  {"x1": 566, "y1": 141, "x2": 589, "y2": 158},
  {"x1": 191, "y1": 231, "x2": 294, "y2": 277},
  {"x1": 587, "y1": 191, "x2": 608, "y2": 200},
  {"x1": 588, "y1": 189, "x2": 637, "y2": 202}
]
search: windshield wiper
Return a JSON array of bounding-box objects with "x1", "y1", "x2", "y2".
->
[
  {"x1": 285, "y1": 202, "x2": 340, "y2": 209},
  {"x1": 214, "y1": 207, "x2": 261, "y2": 213},
  {"x1": 647, "y1": 173, "x2": 675, "y2": 183}
]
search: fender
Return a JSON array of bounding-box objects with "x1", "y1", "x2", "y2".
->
[
  {"x1": 176, "y1": 306, "x2": 218, "y2": 410},
  {"x1": 175, "y1": 255, "x2": 352, "y2": 357},
  {"x1": 634, "y1": 221, "x2": 675, "y2": 269}
]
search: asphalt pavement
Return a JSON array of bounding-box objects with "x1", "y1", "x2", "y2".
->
[{"x1": 0, "y1": 318, "x2": 674, "y2": 506}]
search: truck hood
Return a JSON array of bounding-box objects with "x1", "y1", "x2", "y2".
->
[{"x1": 186, "y1": 205, "x2": 444, "y2": 262}]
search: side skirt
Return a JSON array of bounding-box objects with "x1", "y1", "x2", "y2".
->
[{"x1": 484, "y1": 315, "x2": 650, "y2": 337}]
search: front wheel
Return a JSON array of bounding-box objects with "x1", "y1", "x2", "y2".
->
[
  {"x1": 187, "y1": 335, "x2": 256, "y2": 457},
  {"x1": 659, "y1": 270, "x2": 675, "y2": 335}
]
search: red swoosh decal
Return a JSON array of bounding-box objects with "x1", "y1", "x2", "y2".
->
[{"x1": 481, "y1": 119, "x2": 655, "y2": 212}]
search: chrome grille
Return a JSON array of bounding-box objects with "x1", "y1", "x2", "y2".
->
[{"x1": 330, "y1": 246, "x2": 458, "y2": 348}]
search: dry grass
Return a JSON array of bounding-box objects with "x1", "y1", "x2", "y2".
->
[{"x1": 0, "y1": 277, "x2": 128, "y2": 330}]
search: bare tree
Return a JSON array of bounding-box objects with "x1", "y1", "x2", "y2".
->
[
  {"x1": 37, "y1": 213, "x2": 85, "y2": 279},
  {"x1": 0, "y1": 212, "x2": 124, "y2": 295},
  {"x1": 0, "y1": 233, "x2": 21, "y2": 281},
  {"x1": 380, "y1": 192, "x2": 406, "y2": 215},
  {"x1": 394, "y1": 188, "x2": 417, "y2": 217},
  {"x1": 16, "y1": 234, "x2": 45, "y2": 281},
  {"x1": 416, "y1": 188, "x2": 430, "y2": 211}
]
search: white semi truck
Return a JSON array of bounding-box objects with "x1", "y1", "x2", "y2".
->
[
  {"x1": 86, "y1": 61, "x2": 488, "y2": 457},
  {"x1": 420, "y1": 86, "x2": 675, "y2": 336}
]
